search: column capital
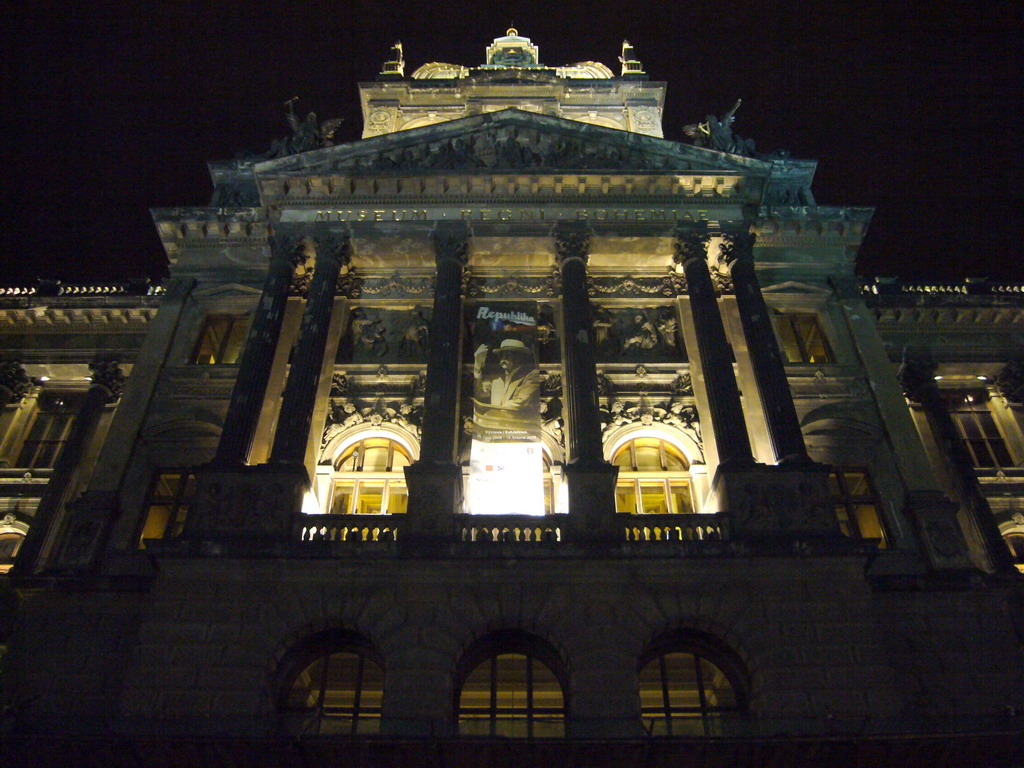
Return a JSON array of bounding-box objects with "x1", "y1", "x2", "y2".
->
[
  {"x1": 268, "y1": 229, "x2": 305, "y2": 267},
  {"x1": 312, "y1": 230, "x2": 352, "y2": 267},
  {"x1": 0, "y1": 358, "x2": 31, "y2": 404},
  {"x1": 897, "y1": 357, "x2": 938, "y2": 404},
  {"x1": 431, "y1": 222, "x2": 470, "y2": 267},
  {"x1": 718, "y1": 231, "x2": 757, "y2": 268},
  {"x1": 672, "y1": 223, "x2": 711, "y2": 266},
  {"x1": 554, "y1": 222, "x2": 592, "y2": 268},
  {"x1": 88, "y1": 358, "x2": 124, "y2": 403}
]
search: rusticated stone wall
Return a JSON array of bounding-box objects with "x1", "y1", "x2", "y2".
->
[{"x1": 7, "y1": 556, "x2": 1021, "y2": 738}]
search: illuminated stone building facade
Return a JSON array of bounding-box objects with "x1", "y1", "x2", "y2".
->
[{"x1": 2, "y1": 31, "x2": 1022, "y2": 766}]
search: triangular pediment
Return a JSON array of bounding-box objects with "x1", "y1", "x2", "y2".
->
[
  {"x1": 192, "y1": 283, "x2": 263, "y2": 299},
  {"x1": 760, "y1": 280, "x2": 832, "y2": 295},
  {"x1": 254, "y1": 109, "x2": 769, "y2": 177}
]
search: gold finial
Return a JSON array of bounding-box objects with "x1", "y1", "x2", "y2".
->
[{"x1": 507, "y1": 26, "x2": 518, "y2": 36}]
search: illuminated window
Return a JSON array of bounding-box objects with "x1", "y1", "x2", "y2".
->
[
  {"x1": 771, "y1": 311, "x2": 834, "y2": 364},
  {"x1": 638, "y1": 632, "x2": 747, "y2": 737},
  {"x1": 456, "y1": 630, "x2": 566, "y2": 738},
  {"x1": 0, "y1": 532, "x2": 25, "y2": 572},
  {"x1": 1005, "y1": 534, "x2": 1024, "y2": 566},
  {"x1": 331, "y1": 438, "x2": 411, "y2": 515},
  {"x1": 139, "y1": 469, "x2": 195, "y2": 546},
  {"x1": 944, "y1": 391, "x2": 1013, "y2": 469},
  {"x1": 829, "y1": 468, "x2": 887, "y2": 547},
  {"x1": 192, "y1": 315, "x2": 249, "y2": 364},
  {"x1": 612, "y1": 437, "x2": 694, "y2": 515},
  {"x1": 15, "y1": 392, "x2": 82, "y2": 468},
  {"x1": 279, "y1": 632, "x2": 383, "y2": 736}
]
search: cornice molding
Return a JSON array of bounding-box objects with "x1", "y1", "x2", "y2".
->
[
  {"x1": 0, "y1": 307, "x2": 157, "y2": 330},
  {"x1": 256, "y1": 172, "x2": 751, "y2": 204},
  {"x1": 872, "y1": 305, "x2": 1024, "y2": 327}
]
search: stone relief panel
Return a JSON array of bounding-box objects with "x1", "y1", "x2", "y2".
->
[
  {"x1": 593, "y1": 306, "x2": 686, "y2": 363},
  {"x1": 336, "y1": 307, "x2": 432, "y2": 364}
]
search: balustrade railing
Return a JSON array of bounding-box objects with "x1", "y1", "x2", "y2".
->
[
  {"x1": 292, "y1": 512, "x2": 729, "y2": 546},
  {"x1": 297, "y1": 514, "x2": 397, "y2": 543},
  {"x1": 622, "y1": 513, "x2": 728, "y2": 542},
  {"x1": 454, "y1": 514, "x2": 563, "y2": 543}
]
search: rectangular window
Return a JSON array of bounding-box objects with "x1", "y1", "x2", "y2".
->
[
  {"x1": 15, "y1": 393, "x2": 82, "y2": 468},
  {"x1": 615, "y1": 478, "x2": 694, "y2": 515},
  {"x1": 829, "y1": 468, "x2": 887, "y2": 547},
  {"x1": 945, "y1": 391, "x2": 1014, "y2": 469},
  {"x1": 192, "y1": 315, "x2": 249, "y2": 364},
  {"x1": 771, "y1": 311, "x2": 834, "y2": 364},
  {"x1": 139, "y1": 468, "x2": 195, "y2": 546},
  {"x1": 330, "y1": 479, "x2": 408, "y2": 515}
]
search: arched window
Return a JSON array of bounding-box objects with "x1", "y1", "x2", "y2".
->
[
  {"x1": 0, "y1": 532, "x2": 25, "y2": 573},
  {"x1": 1005, "y1": 533, "x2": 1024, "y2": 567},
  {"x1": 330, "y1": 437, "x2": 411, "y2": 515},
  {"x1": 278, "y1": 632, "x2": 384, "y2": 735},
  {"x1": 638, "y1": 632, "x2": 748, "y2": 737},
  {"x1": 612, "y1": 437, "x2": 694, "y2": 515},
  {"x1": 455, "y1": 630, "x2": 567, "y2": 738}
]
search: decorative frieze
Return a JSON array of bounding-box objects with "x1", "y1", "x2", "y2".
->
[
  {"x1": 466, "y1": 274, "x2": 559, "y2": 297},
  {"x1": 587, "y1": 275, "x2": 686, "y2": 298}
]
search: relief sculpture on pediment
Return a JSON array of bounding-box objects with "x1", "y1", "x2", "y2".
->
[{"x1": 338, "y1": 125, "x2": 686, "y2": 173}]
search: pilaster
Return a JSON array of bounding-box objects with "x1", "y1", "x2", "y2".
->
[
  {"x1": 898, "y1": 359, "x2": 1008, "y2": 573},
  {"x1": 15, "y1": 359, "x2": 124, "y2": 574}
]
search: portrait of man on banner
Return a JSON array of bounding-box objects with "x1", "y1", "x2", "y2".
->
[
  {"x1": 468, "y1": 303, "x2": 545, "y2": 515},
  {"x1": 471, "y1": 306, "x2": 541, "y2": 442}
]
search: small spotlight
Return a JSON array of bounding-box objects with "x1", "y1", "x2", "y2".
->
[
  {"x1": 977, "y1": 375, "x2": 988, "y2": 381},
  {"x1": 38, "y1": 376, "x2": 50, "y2": 382},
  {"x1": 933, "y1": 375, "x2": 943, "y2": 381}
]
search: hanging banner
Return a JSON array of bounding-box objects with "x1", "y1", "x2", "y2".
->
[
  {"x1": 468, "y1": 303, "x2": 545, "y2": 516},
  {"x1": 470, "y1": 304, "x2": 541, "y2": 443}
]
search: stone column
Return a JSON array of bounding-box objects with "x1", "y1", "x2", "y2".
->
[
  {"x1": 214, "y1": 231, "x2": 302, "y2": 465},
  {"x1": 0, "y1": 358, "x2": 30, "y2": 407},
  {"x1": 673, "y1": 226, "x2": 753, "y2": 469},
  {"x1": 675, "y1": 228, "x2": 837, "y2": 538},
  {"x1": 269, "y1": 231, "x2": 350, "y2": 465},
  {"x1": 900, "y1": 360, "x2": 1012, "y2": 573},
  {"x1": 554, "y1": 223, "x2": 618, "y2": 542},
  {"x1": 719, "y1": 232, "x2": 810, "y2": 464},
  {"x1": 13, "y1": 359, "x2": 124, "y2": 575},
  {"x1": 404, "y1": 224, "x2": 469, "y2": 541}
]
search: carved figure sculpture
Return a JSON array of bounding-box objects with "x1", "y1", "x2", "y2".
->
[
  {"x1": 683, "y1": 99, "x2": 756, "y2": 157},
  {"x1": 400, "y1": 311, "x2": 430, "y2": 357},
  {"x1": 593, "y1": 307, "x2": 615, "y2": 353},
  {"x1": 621, "y1": 314, "x2": 658, "y2": 355},
  {"x1": 350, "y1": 310, "x2": 389, "y2": 357},
  {"x1": 259, "y1": 98, "x2": 345, "y2": 159},
  {"x1": 655, "y1": 308, "x2": 679, "y2": 352}
]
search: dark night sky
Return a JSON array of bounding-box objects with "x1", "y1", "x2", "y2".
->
[{"x1": 3, "y1": 1, "x2": 1022, "y2": 284}]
